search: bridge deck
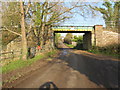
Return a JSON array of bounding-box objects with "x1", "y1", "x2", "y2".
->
[{"x1": 52, "y1": 26, "x2": 94, "y2": 31}]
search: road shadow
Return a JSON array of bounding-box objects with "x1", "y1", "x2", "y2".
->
[
  {"x1": 57, "y1": 52, "x2": 120, "y2": 88},
  {"x1": 39, "y1": 82, "x2": 58, "y2": 90}
]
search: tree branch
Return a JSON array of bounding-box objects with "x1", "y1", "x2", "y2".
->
[
  {"x1": 25, "y1": 1, "x2": 31, "y2": 15},
  {"x1": 2, "y1": 27, "x2": 22, "y2": 36}
]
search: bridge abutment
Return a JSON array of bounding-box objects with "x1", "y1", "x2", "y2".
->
[
  {"x1": 83, "y1": 32, "x2": 92, "y2": 50},
  {"x1": 94, "y1": 25, "x2": 103, "y2": 47},
  {"x1": 52, "y1": 25, "x2": 106, "y2": 49},
  {"x1": 83, "y1": 25, "x2": 104, "y2": 49}
]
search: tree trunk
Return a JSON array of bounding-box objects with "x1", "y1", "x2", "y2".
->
[
  {"x1": 20, "y1": 1, "x2": 28, "y2": 60},
  {"x1": 40, "y1": 24, "x2": 45, "y2": 48}
]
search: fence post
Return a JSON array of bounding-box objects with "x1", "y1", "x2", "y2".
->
[
  {"x1": 20, "y1": 49, "x2": 22, "y2": 59},
  {"x1": 12, "y1": 50, "x2": 14, "y2": 59}
]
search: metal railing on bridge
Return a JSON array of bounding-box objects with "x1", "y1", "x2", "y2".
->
[{"x1": 52, "y1": 26, "x2": 94, "y2": 31}]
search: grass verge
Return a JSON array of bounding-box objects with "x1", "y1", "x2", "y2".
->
[
  {"x1": 2, "y1": 50, "x2": 57, "y2": 74},
  {"x1": 64, "y1": 43, "x2": 74, "y2": 48},
  {"x1": 88, "y1": 47, "x2": 120, "y2": 59}
]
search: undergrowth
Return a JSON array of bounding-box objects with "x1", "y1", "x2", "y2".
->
[
  {"x1": 2, "y1": 50, "x2": 57, "y2": 74},
  {"x1": 88, "y1": 44, "x2": 120, "y2": 59}
]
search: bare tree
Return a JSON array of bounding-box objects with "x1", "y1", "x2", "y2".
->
[
  {"x1": 20, "y1": 0, "x2": 28, "y2": 60},
  {"x1": 2, "y1": 1, "x2": 31, "y2": 60},
  {"x1": 29, "y1": 1, "x2": 80, "y2": 49}
]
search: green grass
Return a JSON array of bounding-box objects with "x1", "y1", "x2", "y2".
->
[
  {"x1": 64, "y1": 43, "x2": 74, "y2": 48},
  {"x1": 2, "y1": 50, "x2": 57, "y2": 74},
  {"x1": 88, "y1": 49, "x2": 120, "y2": 59}
]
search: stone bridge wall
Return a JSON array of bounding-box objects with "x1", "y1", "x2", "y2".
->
[
  {"x1": 94, "y1": 25, "x2": 120, "y2": 47},
  {"x1": 101, "y1": 31, "x2": 120, "y2": 46}
]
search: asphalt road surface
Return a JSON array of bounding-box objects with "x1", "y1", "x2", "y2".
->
[{"x1": 6, "y1": 42, "x2": 119, "y2": 89}]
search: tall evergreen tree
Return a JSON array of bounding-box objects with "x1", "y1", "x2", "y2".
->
[{"x1": 91, "y1": 1, "x2": 120, "y2": 29}]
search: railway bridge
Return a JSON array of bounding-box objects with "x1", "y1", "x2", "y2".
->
[{"x1": 52, "y1": 25, "x2": 103, "y2": 50}]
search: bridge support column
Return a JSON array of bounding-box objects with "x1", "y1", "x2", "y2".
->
[
  {"x1": 91, "y1": 32, "x2": 95, "y2": 46},
  {"x1": 83, "y1": 32, "x2": 92, "y2": 50},
  {"x1": 94, "y1": 25, "x2": 103, "y2": 47}
]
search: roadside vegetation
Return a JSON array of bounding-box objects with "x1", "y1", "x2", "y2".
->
[
  {"x1": 72, "y1": 35, "x2": 83, "y2": 50},
  {"x1": 2, "y1": 50, "x2": 57, "y2": 74},
  {"x1": 63, "y1": 34, "x2": 84, "y2": 49},
  {"x1": 64, "y1": 33, "x2": 73, "y2": 44},
  {"x1": 73, "y1": 35, "x2": 120, "y2": 59},
  {"x1": 63, "y1": 34, "x2": 120, "y2": 59},
  {"x1": 55, "y1": 33, "x2": 62, "y2": 48},
  {"x1": 88, "y1": 44, "x2": 120, "y2": 59},
  {"x1": 64, "y1": 43, "x2": 74, "y2": 48}
]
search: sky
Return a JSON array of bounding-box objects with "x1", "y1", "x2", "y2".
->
[
  {"x1": 61, "y1": 2, "x2": 106, "y2": 26},
  {"x1": 59, "y1": 2, "x2": 105, "y2": 37}
]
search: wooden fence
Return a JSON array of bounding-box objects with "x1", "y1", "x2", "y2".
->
[{"x1": 0, "y1": 50, "x2": 22, "y2": 60}]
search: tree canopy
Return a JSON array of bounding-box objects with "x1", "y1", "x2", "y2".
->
[
  {"x1": 64, "y1": 33, "x2": 73, "y2": 44},
  {"x1": 91, "y1": 1, "x2": 120, "y2": 29}
]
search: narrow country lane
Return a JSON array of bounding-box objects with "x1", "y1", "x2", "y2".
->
[{"x1": 4, "y1": 43, "x2": 119, "y2": 89}]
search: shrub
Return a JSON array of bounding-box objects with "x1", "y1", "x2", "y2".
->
[{"x1": 89, "y1": 44, "x2": 120, "y2": 59}]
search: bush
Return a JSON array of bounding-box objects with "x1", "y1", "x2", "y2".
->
[
  {"x1": 64, "y1": 33, "x2": 73, "y2": 44},
  {"x1": 88, "y1": 44, "x2": 120, "y2": 59},
  {"x1": 64, "y1": 37, "x2": 72, "y2": 44},
  {"x1": 2, "y1": 50, "x2": 57, "y2": 73},
  {"x1": 74, "y1": 42, "x2": 83, "y2": 50}
]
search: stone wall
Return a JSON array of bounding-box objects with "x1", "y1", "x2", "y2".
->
[
  {"x1": 94, "y1": 25, "x2": 120, "y2": 47},
  {"x1": 101, "y1": 31, "x2": 120, "y2": 46},
  {"x1": 6, "y1": 37, "x2": 22, "y2": 52},
  {"x1": 1, "y1": 35, "x2": 54, "y2": 60},
  {"x1": 1, "y1": 37, "x2": 22, "y2": 60}
]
